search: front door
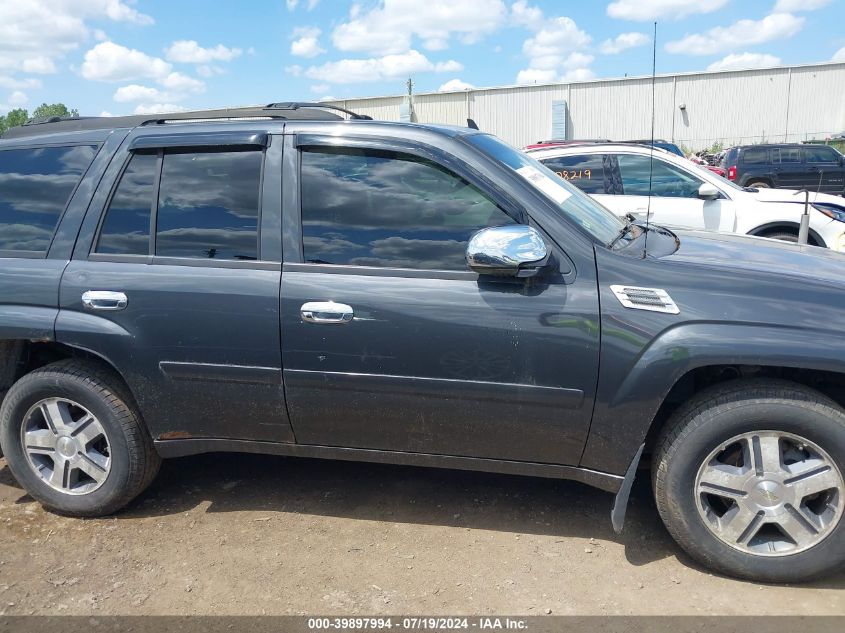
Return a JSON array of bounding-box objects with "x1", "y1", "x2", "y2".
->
[
  {"x1": 280, "y1": 136, "x2": 600, "y2": 465},
  {"x1": 58, "y1": 133, "x2": 294, "y2": 443},
  {"x1": 608, "y1": 154, "x2": 736, "y2": 232},
  {"x1": 803, "y1": 145, "x2": 845, "y2": 194},
  {"x1": 771, "y1": 146, "x2": 806, "y2": 190}
]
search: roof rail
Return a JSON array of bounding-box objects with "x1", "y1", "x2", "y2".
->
[
  {"x1": 1, "y1": 102, "x2": 373, "y2": 140},
  {"x1": 265, "y1": 102, "x2": 373, "y2": 120}
]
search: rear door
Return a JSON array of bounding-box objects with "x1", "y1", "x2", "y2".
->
[
  {"x1": 770, "y1": 146, "x2": 806, "y2": 189},
  {"x1": 279, "y1": 134, "x2": 600, "y2": 465},
  {"x1": 57, "y1": 129, "x2": 295, "y2": 444},
  {"x1": 802, "y1": 145, "x2": 845, "y2": 194}
]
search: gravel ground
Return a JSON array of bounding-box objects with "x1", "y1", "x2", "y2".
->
[{"x1": 0, "y1": 453, "x2": 843, "y2": 616}]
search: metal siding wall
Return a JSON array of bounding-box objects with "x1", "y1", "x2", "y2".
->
[{"x1": 327, "y1": 63, "x2": 845, "y2": 151}]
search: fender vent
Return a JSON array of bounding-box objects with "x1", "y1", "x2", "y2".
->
[{"x1": 610, "y1": 285, "x2": 679, "y2": 314}]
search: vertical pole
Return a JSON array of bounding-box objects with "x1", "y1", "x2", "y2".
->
[
  {"x1": 798, "y1": 189, "x2": 810, "y2": 245},
  {"x1": 784, "y1": 68, "x2": 792, "y2": 143},
  {"x1": 670, "y1": 74, "x2": 677, "y2": 142}
]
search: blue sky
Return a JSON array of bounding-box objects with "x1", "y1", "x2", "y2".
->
[{"x1": 1, "y1": 0, "x2": 843, "y2": 116}]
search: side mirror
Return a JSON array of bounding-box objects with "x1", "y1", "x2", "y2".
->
[
  {"x1": 466, "y1": 225, "x2": 549, "y2": 277},
  {"x1": 698, "y1": 182, "x2": 720, "y2": 200}
]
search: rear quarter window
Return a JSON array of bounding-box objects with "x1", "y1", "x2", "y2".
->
[
  {"x1": 740, "y1": 147, "x2": 769, "y2": 165},
  {"x1": 0, "y1": 144, "x2": 97, "y2": 253}
]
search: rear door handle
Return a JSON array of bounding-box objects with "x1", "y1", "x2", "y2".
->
[
  {"x1": 300, "y1": 301, "x2": 354, "y2": 324},
  {"x1": 82, "y1": 290, "x2": 128, "y2": 311}
]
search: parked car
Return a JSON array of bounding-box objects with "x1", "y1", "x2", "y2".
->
[
  {"x1": 721, "y1": 143, "x2": 845, "y2": 195},
  {"x1": 3, "y1": 105, "x2": 845, "y2": 583},
  {"x1": 528, "y1": 142, "x2": 845, "y2": 249},
  {"x1": 624, "y1": 139, "x2": 684, "y2": 157}
]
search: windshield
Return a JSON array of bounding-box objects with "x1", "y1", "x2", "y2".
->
[{"x1": 467, "y1": 134, "x2": 624, "y2": 245}]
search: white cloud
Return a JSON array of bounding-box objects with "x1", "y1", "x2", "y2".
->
[
  {"x1": 510, "y1": 0, "x2": 543, "y2": 30},
  {"x1": 0, "y1": 76, "x2": 41, "y2": 90},
  {"x1": 21, "y1": 56, "x2": 57, "y2": 74},
  {"x1": 287, "y1": 0, "x2": 320, "y2": 9},
  {"x1": 774, "y1": 0, "x2": 830, "y2": 11},
  {"x1": 133, "y1": 103, "x2": 189, "y2": 115},
  {"x1": 332, "y1": 0, "x2": 507, "y2": 55},
  {"x1": 113, "y1": 71, "x2": 205, "y2": 104},
  {"x1": 607, "y1": 0, "x2": 729, "y2": 21},
  {"x1": 7, "y1": 90, "x2": 28, "y2": 106},
  {"x1": 515, "y1": 5, "x2": 593, "y2": 85},
  {"x1": 304, "y1": 49, "x2": 462, "y2": 84},
  {"x1": 310, "y1": 83, "x2": 330, "y2": 93},
  {"x1": 561, "y1": 68, "x2": 595, "y2": 81},
  {"x1": 516, "y1": 68, "x2": 556, "y2": 84},
  {"x1": 164, "y1": 40, "x2": 242, "y2": 64},
  {"x1": 438, "y1": 78, "x2": 474, "y2": 91},
  {"x1": 833, "y1": 47, "x2": 845, "y2": 62},
  {"x1": 666, "y1": 13, "x2": 804, "y2": 55},
  {"x1": 600, "y1": 32, "x2": 649, "y2": 54},
  {"x1": 707, "y1": 52, "x2": 782, "y2": 71},
  {"x1": 285, "y1": 64, "x2": 303, "y2": 77},
  {"x1": 291, "y1": 27, "x2": 326, "y2": 58},
  {"x1": 81, "y1": 41, "x2": 172, "y2": 82},
  {"x1": 113, "y1": 84, "x2": 162, "y2": 103},
  {"x1": 0, "y1": 1, "x2": 154, "y2": 80}
]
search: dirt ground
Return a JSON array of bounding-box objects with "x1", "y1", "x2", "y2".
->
[{"x1": 0, "y1": 452, "x2": 843, "y2": 616}]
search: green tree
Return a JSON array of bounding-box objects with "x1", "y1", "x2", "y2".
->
[
  {"x1": 0, "y1": 108, "x2": 30, "y2": 133},
  {"x1": 32, "y1": 102, "x2": 79, "y2": 120}
]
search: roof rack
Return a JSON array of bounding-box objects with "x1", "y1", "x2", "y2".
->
[{"x1": 2, "y1": 102, "x2": 371, "y2": 140}]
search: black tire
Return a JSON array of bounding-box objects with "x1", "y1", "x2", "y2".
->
[
  {"x1": 747, "y1": 180, "x2": 771, "y2": 188},
  {"x1": 0, "y1": 359, "x2": 160, "y2": 517},
  {"x1": 763, "y1": 230, "x2": 799, "y2": 243},
  {"x1": 653, "y1": 379, "x2": 845, "y2": 582}
]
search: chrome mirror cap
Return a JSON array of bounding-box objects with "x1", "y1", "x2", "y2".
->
[{"x1": 466, "y1": 225, "x2": 549, "y2": 277}]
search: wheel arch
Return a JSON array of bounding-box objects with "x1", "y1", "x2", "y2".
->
[{"x1": 746, "y1": 221, "x2": 825, "y2": 247}]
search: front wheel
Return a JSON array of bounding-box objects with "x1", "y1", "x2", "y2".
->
[
  {"x1": 0, "y1": 360, "x2": 160, "y2": 517},
  {"x1": 653, "y1": 379, "x2": 845, "y2": 582}
]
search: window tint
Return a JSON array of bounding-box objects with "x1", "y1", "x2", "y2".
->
[
  {"x1": 617, "y1": 155, "x2": 704, "y2": 198},
  {"x1": 300, "y1": 147, "x2": 516, "y2": 270},
  {"x1": 741, "y1": 148, "x2": 769, "y2": 164},
  {"x1": 804, "y1": 146, "x2": 839, "y2": 163},
  {"x1": 774, "y1": 147, "x2": 802, "y2": 164},
  {"x1": 540, "y1": 154, "x2": 607, "y2": 193},
  {"x1": 156, "y1": 150, "x2": 261, "y2": 260},
  {"x1": 96, "y1": 153, "x2": 157, "y2": 255},
  {"x1": 0, "y1": 145, "x2": 97, "y2": 252}
]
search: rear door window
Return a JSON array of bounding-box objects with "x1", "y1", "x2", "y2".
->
[
  {"x1": 741, "y1": 147, "x2": 769, "y2": 165},
  {"x1": 95, "y1": 153, "x2": 157, "y2": 255},
  {"x1": 155, "y1": 150, "x2": 262, "y2": 260},
  {"x1": 0, "y1": 144, "x2": 97, "y2": 253},
  {"x1": 538, "y1": 154, "x2": 607, "y2": 194}
]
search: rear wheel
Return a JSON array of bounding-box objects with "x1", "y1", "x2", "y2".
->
[
  {"x1": 653, "y1": 379, "x2": 845, "y2": 582},
  {"x1": 747, "y1": 180, "x2": 771, "y2": 188},
  {"x1": 0, "y1": 360, "x2": 160, "y2": 517}
]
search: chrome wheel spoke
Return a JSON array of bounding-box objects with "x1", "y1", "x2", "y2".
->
[
  {"x1": 40, "y1": 400, "x2": 72, "y2": 433},
  {"x1": 71, "y1": 415, "x2": 101, "y2": 447},
  {"x1": 24, "y1": 429, "x2": 57, "y2": 453},
  {"x1": 698, "y1": 464, "x2": 747, "y2": 498},
  {"x1": 718, "y1": 503, "x2": 762, "y2": 544},
  {"x1": 75, "y1": 456, "x2": 108, "y2": 484},
  {"x1": 47, "y1": 456, "x2": 69, "y2": 490},
  {"x1": 751, "y1": 434, "x2": 782, "y2": 475},
  {"x1": 778, "y1": 506, "x2": 819, "y2": 541},
  {"x1": 787, "y1": 465, "x2": 840, "y2": 500}
]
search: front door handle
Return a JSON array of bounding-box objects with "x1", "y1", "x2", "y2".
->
[
  {"x1": 300, "y1": 301, "x2": 354, "y2": 324},
  {"x1": 82, "y1": 290, "x2": 128, "y2": 311}
]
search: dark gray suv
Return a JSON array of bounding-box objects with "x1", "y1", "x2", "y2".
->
[{"x1": 2, "y1": 104, "x2": 845, "y2": 583}]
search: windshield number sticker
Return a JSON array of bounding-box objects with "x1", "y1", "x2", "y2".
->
[
  {"x1": 516, "y1": 166, "x2": 572, "y2": 204},
  {"x1": 555, "y1": 169, "x2": 592, "y2": 181}
]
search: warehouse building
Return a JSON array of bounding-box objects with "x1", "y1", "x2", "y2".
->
[{"x1": 326, "y1": 61, "x2": 845, "y2": 151}]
